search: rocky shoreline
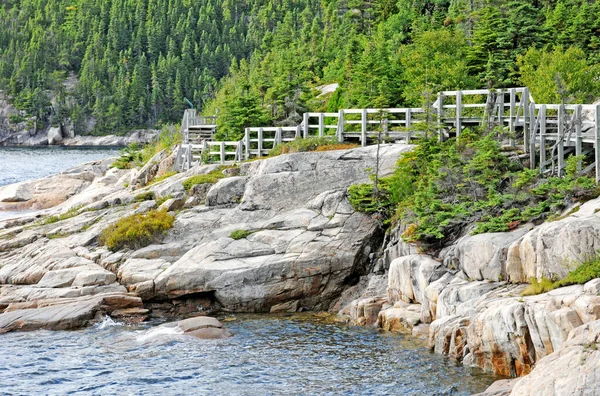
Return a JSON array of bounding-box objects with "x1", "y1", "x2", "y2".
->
[{"x1": 0, "y1": 144, "x2": 599, "y2": 395}]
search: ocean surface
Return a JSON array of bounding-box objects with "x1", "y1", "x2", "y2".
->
[
  {"x1": 0, "y1": 315, "x2": 499, "y2": 395},
  {"x1": 0, "y1": 146, "x2": 120, "y2": 187},
  {"x1": 0, "y1": 146, "x2": 120, "y2": 221}
]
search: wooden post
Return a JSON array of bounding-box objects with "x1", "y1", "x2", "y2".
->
[
  {"x1": 558, "y1": 106, "x2": 564, "y2": 177},
  {"x1": 258, "y1": 127, "x2": 263, "y2": 158},
  {"x1": 275, "y1": 127, "x2": 282, "y2": 147},
  {"x1": 220, "y1": 142, "x2": 225, "y2": 165},
  {"x1": 303, "y1": 113, "x2": 309, "y2": 139},
  {"x1": 523, "y1": 87, "x2": 530, "y2": 152},
  {"x1": 540, "y1": 106, "x2": 547, "y2": 174},
  {"x1": 318, "y1": 113, "x2": 324, "y2": 137},
  {"x1": 509, "y1": 88, "x2": 516, "y2": 146},
  {"x1": 187, "y1": 145, "x2": 192, "y2": 169},
  {"x1": 595, "y1": 104, "x2": 600, "y2": 182},
  {"x1": 437, "y1": 92, "x2": 444, "y2": 141},
  {"x1": 529, "y1": 103, "x2": 536, "y2": 169},
  {"x1": 575, "y1": 105, "x2": 582, "y2": 173},
  {"x1": 456, "y1": 90, "x2": 462, "y2": 138},
  {"x1": 295, "y1": 124, "x2": 302, "y2": 139},
  {"x1": 361, "y1": 108, "x2": 367, "y2": 147},
  {"x1": 497, "y1": 89, "x2": 504, "y2": 129},
  {"x1": 406, "y1": 108, "x2": 412, "y2": 143},
  {"x1": 244, "y1": 128, "x2": 250, "y2": 160},
  {"x1": 337, "y1": 110, "x2": 345, "y2": 142}
]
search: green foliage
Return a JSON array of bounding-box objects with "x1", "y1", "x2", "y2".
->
[
  {"x1": 2, "y1": 0, "x2": 600, "y2": 138},
  {"x1": 517, "y1": 46, "x2": 600, "y2": 103},
  {"x1": 112, "y1": 125, "x2": 181, "y2": 170},
  {"x1": 269, "y1": 137, "x2": 358, "y2": 156},
  {"x1": 555, "y1": 256, "x2": 600, "y2": 288},
  {"x1": 150, "y1": 172, "x2": 177, "y2": 185},
  {"x1": 520, "y1": 254, "x2": 600, "y2": 296},
  {"x1": 132, "y1": 191, "x2": 155, "y2": 203},
  {"x1": 230, "y1": 229, "x2": 253, "y2": 240},
  {"x1": 39, "y1": 205, "x2": 84, "y2": 225},
  {"x1": 8, "y1": 114, "x2": 25, "y2": 124},
  {"x1": 155, "y1": 194, "x2": 173, "y2": 207},
  {"x1": 100, "y1": 209, "x2": 175, "y2": 251},
  {"x1": 521, "y1": 277, "x2": 556, "y2": 296},
  {"x1": 349, "y1": 131, "x2": 599, "y2": 246},
  {"x1": 112, "y1": 143, "x2": 143, "y2": 170},
  {"x1": 182, "y1": 170, "x2": 226, "y2": 192}
]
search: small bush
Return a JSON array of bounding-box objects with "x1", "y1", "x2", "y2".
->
[
  {"x1": 150, "y1": 171, "x2": 177, "y2": 185},
  {"x1": 182, "y1": 170, "x2": 226, "y2": 191},
  {"x1": 112, "y1": 143, "x2": 143, "y2": 169},
  {"x1": 269, "y1": 137, "x2": 358, "y2": 156},
  {"x1": 100, "y1": 209, "x2": 175, "y2": 251},
  {"x1": 132, "y1": 191, "x2": 155, "y2": 203},
  {"x1": 8, "y1": 114, "x2": 25, "y2": 124},
  {"x1": 555, "y1": 256, "x2": 600, "y2": 288},
  {"x1": 230, "y1": 229, "x2": 253, "y2": 240},
  {"x1": 521, "y1": 277, "x2": 556, "y2": 296},
  {"x1": 40, "y1": 205, "x2": 83, "y2": 225}
]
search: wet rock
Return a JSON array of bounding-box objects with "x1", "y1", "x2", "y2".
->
[
  {"x1": 160, "y1": 316, "x2": 232, "y2": 339},
  {"x1": 0, "y1": 293, "x2": 144, "y2": 333}
]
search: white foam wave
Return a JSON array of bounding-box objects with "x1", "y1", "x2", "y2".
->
[{"x1": 96, "y1": 316, "x2": 123, "y2": 329}]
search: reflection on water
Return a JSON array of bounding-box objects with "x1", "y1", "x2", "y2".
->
[
  {"x1": 0, "y1": 146, "x2": 119, "y2": 187},
  {"x1": 0, "y1": 314, "x2": 499, "y2": 395}
]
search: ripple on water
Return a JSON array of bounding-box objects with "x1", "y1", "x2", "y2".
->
[{"x1": 0, "y1": 315, "x2": 501, "y2": 395}]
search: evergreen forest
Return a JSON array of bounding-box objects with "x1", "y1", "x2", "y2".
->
[{"x1": 1, "y1": 0, "x2": 600, "y2": 137}]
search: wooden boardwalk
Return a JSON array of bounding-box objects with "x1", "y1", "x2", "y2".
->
[{"x1": 175, "y1": 87, "x2": 600, "y2": 181}]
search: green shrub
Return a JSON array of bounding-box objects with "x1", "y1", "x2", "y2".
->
[
  {"x1": 132, "y1": 191, "x2": 155, "y2": 202},
  {"x1": 39, "y1": 205, "x2": 84, "y2": 225},
  {"x1": 8, "y1": 114, "x2": 25, "y2": 124},
  {"x1": 112, "y1": 143, "x2": 143, "y2": 169},
  {"x1": 150, "y1": 171, "x2": 177, "y2": 185},
  {"x1": 111, "y1": 125, "x2": 182, "y2": 170},
  {"x1": 348, "y1": 129, "x2": 600, "y2": 247},
  {"x1": 230, "y1": 229, "x2": 253, "y2": 240},
  {"x1": 555, "y1": 256, "x2": 600, "y2": 288},
  {"x1": 182, "y1": 170, "x2": 226, "y2": 191},
  {"x1": 521, "y1": 277, "x2": 556, "y2": 296},
  {"x1": 155, "y1": 194, "x2": 173, "y2": 207},
  {"x1": 100, "y1": 209, "x2": 175, "y2": 251}
]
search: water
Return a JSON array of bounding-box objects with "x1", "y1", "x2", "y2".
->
[
  {"x1": 0, "y1": 315, "x2": 498, "y2": 395},
  {"x1": 0, "y1": 146, "x2": 120, "y2": 187}
]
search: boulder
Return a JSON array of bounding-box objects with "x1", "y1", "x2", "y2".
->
[
  {"x1": 206, "y1": 176, "x2": 247, "y2": 206},
  {"x1": 387, "y1": 254, "x2": 447, "y2": 305},
  {"x1": 47, "y1": 126, "x2": 63, "y2": 145},
  {"x1": 159, "y1": 316, "x2": 232, "y2": 339},
  {"x1": 506, "y1": 215, "x2": 600, "y2": 282},
  {"x1": 440, "y1": 228, "x2": 530, "y2": 282}
]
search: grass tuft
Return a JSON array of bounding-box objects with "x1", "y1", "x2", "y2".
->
[
  {"x1": 230, "y1": 229, "x2": 253, "y2": 240},
  {"x1": 182, "y1": 170, "x2": 227, "y2": 191},
  {"x1": 521, "y1": 277, "x2": 556, "y2": 296},
  {"x1": 100, "y1": 209, "x2": 175, "y2": 251},
  {"x1": 269, "y1": 137, "x2": 358, "y2": 156}
]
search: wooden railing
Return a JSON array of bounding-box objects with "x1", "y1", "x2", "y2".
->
[{"x1": 177, "y1": 87, "x2": 600, "y2": 182}]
